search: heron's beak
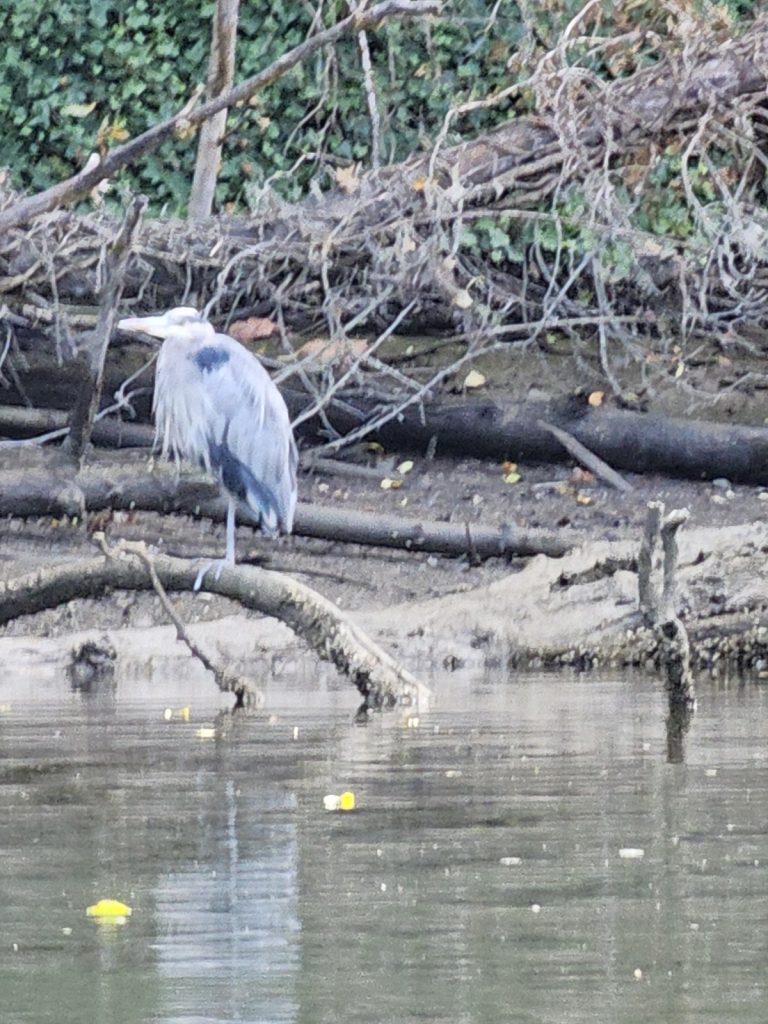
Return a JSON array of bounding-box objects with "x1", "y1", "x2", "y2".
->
[{"x1": 117, "y1": 314, "x2": 173, "y2": 339}]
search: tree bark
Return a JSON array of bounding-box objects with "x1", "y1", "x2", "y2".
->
[
  {"x1": 297, "y1": 394, "x2": 768, "y2": 486},
  {"x1": 188, "y1": 0, "x2": 240, "y2": 220}
]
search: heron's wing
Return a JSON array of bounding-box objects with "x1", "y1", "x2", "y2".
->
[{"x1": 154, "y1": 332, "x2": 297, "y2": 533}]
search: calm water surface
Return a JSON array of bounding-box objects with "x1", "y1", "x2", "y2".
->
[{"x1": 1, "y1": 663, "x2": 767, "y2": 1024}]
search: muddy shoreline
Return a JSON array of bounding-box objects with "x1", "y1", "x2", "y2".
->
[{"x1": 2, "y1": 444, "x2": 767, "y2": 697}]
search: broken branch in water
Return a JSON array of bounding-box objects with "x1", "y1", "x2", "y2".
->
[
  {"x1": 637, "y1": 501, "x2": 695, "y2": 709},
  {"x1": 97, "y1": 535, "x2": 260, "y2": 708},
  {"x1": 0, "y1": 540, "x2": 431, "y2": 712}
]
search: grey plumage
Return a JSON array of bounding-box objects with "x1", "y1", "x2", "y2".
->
[{"x1": 118, "y1": 306, "x2": 297, "y2": 572}]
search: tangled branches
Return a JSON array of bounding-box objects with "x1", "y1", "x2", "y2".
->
[{"x1": 1, "y1": 8, "x2": 768, "y2": 438}]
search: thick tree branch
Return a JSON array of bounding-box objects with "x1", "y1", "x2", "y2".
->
[
  {"x1": 0, "y1": 459, "x2": 573, "y2": 559},
  {"x1": 0, "y1": 547, "x2": 431, "y2": 711}
]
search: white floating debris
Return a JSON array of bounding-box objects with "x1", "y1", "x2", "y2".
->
[
  {"x1": 633, "y1": 968, "x2": 643, "y2": 980},
  {"x1": 499, "y1": 857, "x2": 522, "y2": 866},
  {"x1": 619, "y1": 847, "x2": 645, "y2": 859},
  {"x1": 530, "y1": 903, "x2": 541, "y2": 914},
  {"x1": 323, "y1": 794, "x2": 341, "y2": 811},
  {"x1": 705, "y1": 768, "x2": 718, "y2": 777}
]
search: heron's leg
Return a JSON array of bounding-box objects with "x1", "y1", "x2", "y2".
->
[
  {"x1": 194, "y1": 498, "x2": 237, "y2": 591},
  {"x1": 224, "y1": 497, "x2": 236, "y2": 565}
]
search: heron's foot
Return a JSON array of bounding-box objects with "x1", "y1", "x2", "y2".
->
[{"x1": 193, "y1": 558, "x2": 233, "y2": 592}]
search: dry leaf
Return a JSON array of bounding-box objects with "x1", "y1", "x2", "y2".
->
[
  {"x1": 334, "y1": 164, "x2": 360, "y2": 194},
  {"x1": 229, "y1": 317, "x2": 277, "y2": 342},
  {"x1": 412, "y1": 175, "x2": 430, "y2": 192},
  {"x1": 295, "y1": 337, "x2": 368, "y2": 367},
  {"x1": 397, "y1": 460, "x2": 414, "y2": 474},
  {"x1": 503, "y1": 471, "x2": 521, "y2": 485},
  {"x1": 453, "y1": 289, "x2": 473, "y2": 310},
  {"x1": 587, "y1": 390, "x2": 605, "y2": 407},
  {"x1": 463, "y1": 369, "x2": 486, "y2": 389},
  {"x1": 575, "y1": 493, "x2": 593, "y2": 506},
  {"x1": 501, "y1": 461, "x2": 518, "y2": 474},
  {"x1": 380, "y1": 478, "x2": 402, "y2": 490}
]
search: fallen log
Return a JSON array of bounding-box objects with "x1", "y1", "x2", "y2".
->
[
  {"x1": 0, "y1": 547, "x2": 430, "y2": 711},
  {"x1": 303, "y1": 394, "x2": 768, "y2": 486},
  {"x1": 0, "y1": 456, "x2": 572, "y2": 559},
  {"x1": 5, "y1": 386, "x2": 768, "y2": 489}
]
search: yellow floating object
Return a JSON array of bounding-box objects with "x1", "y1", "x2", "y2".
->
[
  {"x1": 163, "y1": 706, "x2": 191, "y2": 722},
  {"x1": 339, "y1": 791, "x2": 356, "y2": 812},
  {"x1": 86, "y1": 899, "x2": 132, "y2": 919}
]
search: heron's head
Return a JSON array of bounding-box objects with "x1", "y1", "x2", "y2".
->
[{"x1": 117, "y1": 306, "x2": 205, "y2": 340}]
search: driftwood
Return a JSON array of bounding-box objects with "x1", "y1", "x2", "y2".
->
[
  {"x1": 0, "y1": 457, "x2": 572, "y2": 560},
  {"x1": 637, "y1": 501, "x2": 695, "y2": 708},
  {"x1": 3, "y1": 385, "x2": 768, "y2": 493},
  {"x1": 0, "y1": 544, "x2": 431, "y2": 712},
  {"x1": 294, "y1": 394, "x2": 768, "y2": 486}
]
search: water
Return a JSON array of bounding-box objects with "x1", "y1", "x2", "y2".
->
[{"x1": 1, "y1": 663, "x2": 767, "y2": 1024}]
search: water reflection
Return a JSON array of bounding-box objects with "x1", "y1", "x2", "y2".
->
[{"x1": 0, "y1": 668, "x2": 766, "y2": 1024}]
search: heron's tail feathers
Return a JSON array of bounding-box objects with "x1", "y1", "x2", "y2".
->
[{"x1": 208, "y1": 442, "x2": 291, "y2": 535}]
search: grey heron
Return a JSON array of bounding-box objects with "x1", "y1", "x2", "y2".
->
[{"x1": 118, "y1": 306, "x2": 297, "y2": 584}]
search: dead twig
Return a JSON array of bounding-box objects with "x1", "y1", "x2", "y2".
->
[
  {"x1": 537, "y1": 418, "x2": 634, "y2": 492},
  {"x1": 97, "y1": 534, "x2": 260, "y2": 707},
  {"x1": 64, "y1": 195, "x2": 148, "y2": 464}
]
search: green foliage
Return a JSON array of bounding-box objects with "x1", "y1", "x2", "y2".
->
[{"x1": 0, "y1": 0, "x2": 528, "y2": 212}]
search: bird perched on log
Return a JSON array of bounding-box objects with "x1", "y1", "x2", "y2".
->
[{"x1": 118, "y1": 306, "x2": 297, "y2": 585}]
